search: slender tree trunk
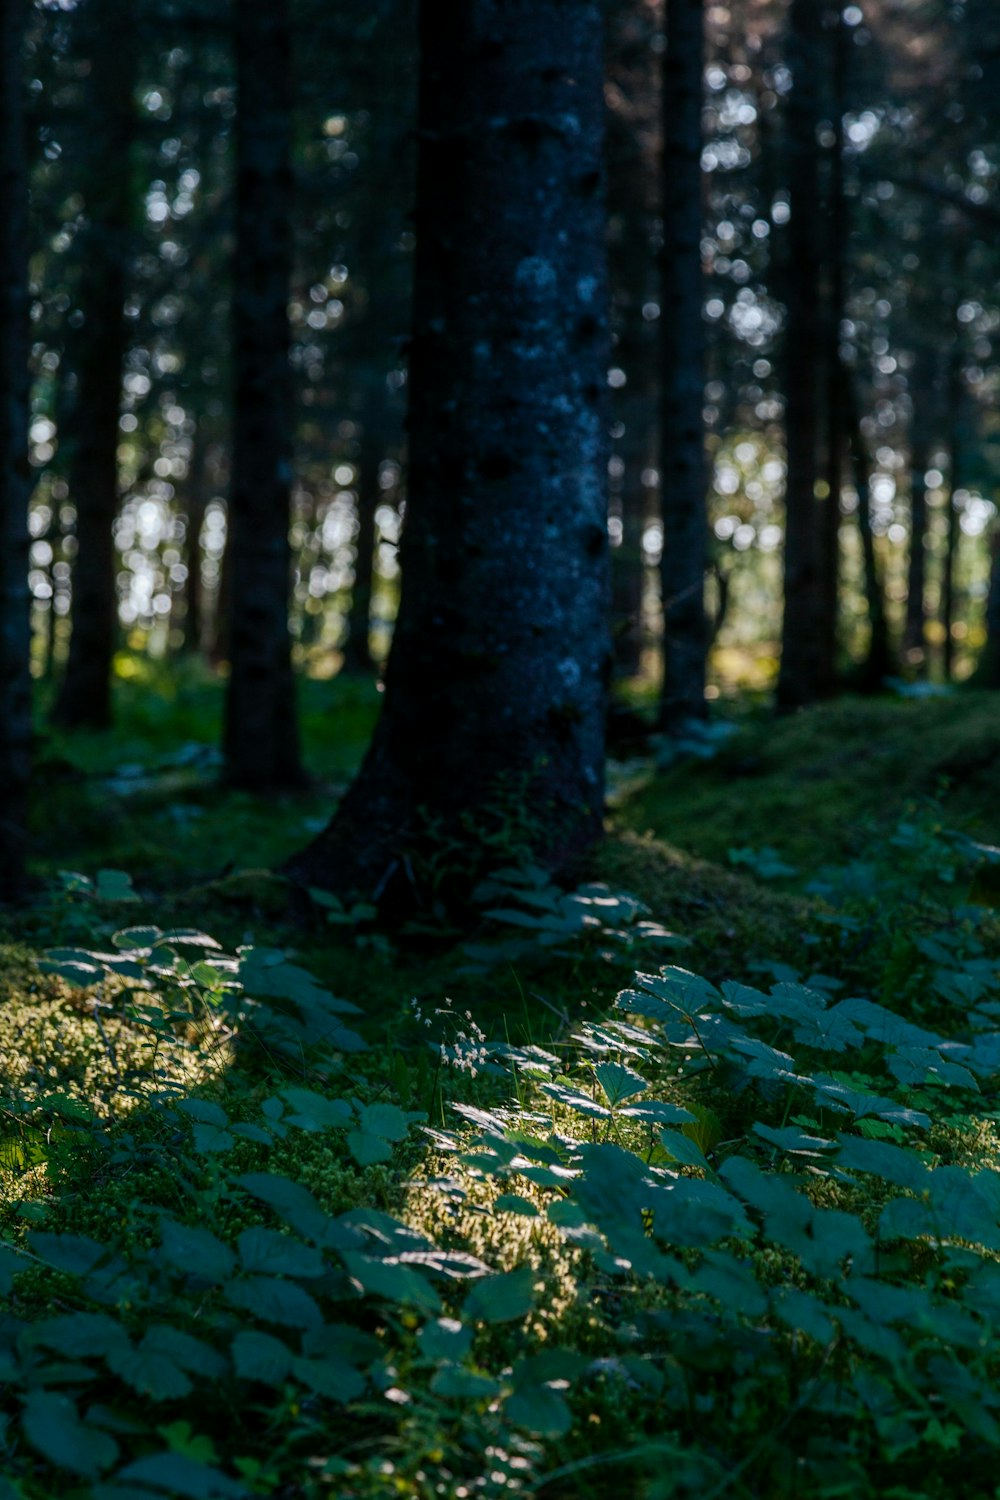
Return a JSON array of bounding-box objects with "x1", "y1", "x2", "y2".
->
[
  {"x1": 342, "y1": 380, "x2": 384, "y2": 676},
  {"x1": 776, "y1": 0, "x2": 825, "y2": 711},
  {"x1": 942, "y1": 346, "x2": 962, "y2": 683},
  {"x1": 612, "y1": 405, "x2": 651, "y2": 679},
  {"x1": 0, "y1": 0, "x2": 32, "y2": 898},
  {"x1": 817, "y1": 4, "x2": 850, "y2": 698},
  {"x1": 288, "y1": 0, "x2": 610, "y2": 903},
  {"x1": 223, "y1": 0, "x2": 303, "y2": 788},
  {"x1": 659, "y1": 0, "x2": 707, "y2": 729},
  {"x1": 975, "y1": 529, "x2": 1000, "y2": 688},
  {"x1": 904, "y1": 374, "x2": 931, "y2": 673},
  {"x1": 52, "y1": 3, "x2": 133, "y2": 730},
  {"x1": 179, "y1": 432, "x2": 209, "y2": 655},
  {"x1": 844, "y1": 369, "x2": 892, "y2": 690}
]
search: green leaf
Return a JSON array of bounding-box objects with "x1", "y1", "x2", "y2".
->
[
  {"x1": 175, "y1": 1099, "x2": 228, "y2": 1128},
  {"x1": 112, "y1": 926, "x2": 162, "y2": 949},
  {"x1": 279, "y1": 1088, "x2": 353, "y2": 1132},
  {"x1": 106, "y1": 1342, "x2": 193, "y2": 1402},
  {"x1": 95, "y1": 870, "x2": 141, "y2": 903},
  {"x1": 505, "y1": 1384, "x2": 572, "y2": 1438},
  {"x1": 343, "y1": 1253, "x2": 441, "y2": 1312},
  {"x1": 27, "y1": 1312, "x2": 128, "y2": 1359},
  {"x1": 117, "y1": 1453, "x2": 247, "y2": 1498},
  {"x1": 158, "y1": 1221, "x2": 235, "y2": 1282},
  {"x1": 22, "y1": 1392, "x2": 119, "y2": 1479},
  {"x1": 290, "y1": 1354, "x2": 365, "y2": 1402},
  {"x1": 494, "y1": 1194, "x2": 539, "y2": 1218},
  {"x1": 836, "y1": 1135, "x2": 931, "y2": 1193},
  {"x1": 346, "y1": 1129, "x2": 394, "y2": 1166},
  {"x1": 659, "y1": 1129, "x2": 712, "y2": 1171},
  {"x1": 27, "y1": 1231, "x2": 107, "y2": 1275},
  {"x1": 593, "y1": 1061, "x2": 648, "y2": 1105},
  {"x1": 753, "y1": 1124, "x2": 836, "y2": 1157},
  {"x1": 430, "y1": 1366, "x2": 501, "y2": 1399},
  {"x1": 464, "y1": 1266, "x2": 536, "y2": 1324},
  {"x1": 231, "y1": 1330, "x2": 293, "y2": 1385},
  {"x1": 417, "y1": 1318, "x2": 474, "y2": 1362},
  {"x1": 618, "y1": 1101, "x2": 697, "y2": 1125},
  {"x1": 226, "y1": 1276, "x2": 323, "y2": 1330},
  {"x1": 539, "y1": 1081, "x2": 610, "y2": 1119},
  {"x1": 237, "y1": 1226, "x2": 324, "y2": 1279},
  {"x1": 142, "y1": 1327, "x2": 226, "y2": 1380}
]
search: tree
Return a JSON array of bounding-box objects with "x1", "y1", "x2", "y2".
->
[
  {"x1": 659, "y1": 0, "x2": 708, "y2": 729},
  {"x1": 288, "y1": 0, "x2": 610, "y2": 902},
  {"x1": 222, "y1": 0, "x2": 303, "y2": 789},
  {"x1": 52, "y1": 0, "x2": 135, "y2": 730},
  {"x1": 776, "y1": 0, "x2": 825, "y2": 711},
  {"x1": 0, "y1": 0, "x2": 32, "y2": 898}
]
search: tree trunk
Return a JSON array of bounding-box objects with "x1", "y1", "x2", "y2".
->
[
  {"x1": 941, "y1": 346, "x2": 962, "y2": 683},
  {"x1": 776, "y1": 0, "x2": 825, "y2": 711},
  {"x1": 903, "y1": 372, "x2": 931, "y2": 673},
  {"x1": 223, "y1": 0, "x2": 303, "y2": 789},
  {"x1": 975, "y1": 529, "x2": 1000, "y2": 689},
  {"x1": 0, "y1": 0, "x2": 32, "y2": 898},
  {"x1": 817, "y1": 3, "x2": 850, "y2": 699},
  {"x1": 342, "y1": 380, "x2": 384, "y2": 676},
  {"x1": 287, "y1": 0, "x2": 610, "y2": 904},
  {"x1": 51, "y1": 1, "x2": 134, "y2": 731},
  {"x1": 659, "y1": 0, "x2": 707, "y2": 729},
  {"x1": 844, "y1": 369, "x2": 892, "y2": 691},
  {"x1": 179, "y1": 432, "x2": 210, "y2": 655},
  {"x1": 612, "y1": 405, "x2": 651, "y2": 679}
]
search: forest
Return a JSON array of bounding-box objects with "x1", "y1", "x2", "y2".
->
[{"x1": 4, "y1": 0, "x2": 1000, "y2": 1495}]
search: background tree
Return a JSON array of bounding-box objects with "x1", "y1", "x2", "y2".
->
[
  {"x1": 0, "y1": 0, "x2": 32, "y2": 898},
  {"x1": 222, "y1": 0, "x2": 303, "y2": 789},
  {"x1": 659, "y1": 0, "x2": 709, "y2": 729},
  {"x1": 289, "y1": 0, "x2": 610, "y2": 900}
]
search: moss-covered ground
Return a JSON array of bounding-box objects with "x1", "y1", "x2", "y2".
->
[{"x1": 5, "y1": 670, "x2": 1000, "y2": 1498}]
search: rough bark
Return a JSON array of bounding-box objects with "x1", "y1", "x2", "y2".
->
[
  {"x1": 288, "y1": 0, "x2": 610, "y2": 904},
  {"x1": 659, "y1": 0, "x2": 708, "y2": 729},
  {"x1": 0, "y1": 0, "x2": 32, "y2": 897},
  {"x1": 52, "y1": 0, "x2": 134, "y2": 730},
  {"x1": 223, "y1": 0, "x2": 303, "y2": 788},
  {"x1": 776, "y1": 0, "x2": 825, "y2": 711}
]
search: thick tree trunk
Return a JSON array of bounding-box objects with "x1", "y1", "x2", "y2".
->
[
  {"x1": 342, "y1": 380, "x2": 384, "y2": 676},
  {"x1": 776, "y1": 0, "x2": 825, "y2": 711},
  {"x1": 288, "y1": 0, "x2": 610, "y2": 904},
  {"x1": 0, "y1": 0, "x2": 32, "y2": 898},
  {"x1": 903, "y1": 377, "x2": 931, "y2": 673},
  {"x1": 52, "y1": 2, "x2": 133, "y2": 731},
  {"x1": 975, "y1": 531, "x2": 1000, "y2": 689},
  {"x1": 659, "y1": 0, "x2": 707, "y2": 729},
  {"x1": 223, "y1": 0, "x2": 303, "y2": 789}
]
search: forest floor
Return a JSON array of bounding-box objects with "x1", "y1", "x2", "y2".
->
[{"x1": 5, "y1": 669, "x2": 1000, "y2": 1498}]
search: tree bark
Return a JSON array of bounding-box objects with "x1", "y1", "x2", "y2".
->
[
  {"x1": 52, "y1": 0, "x2": 134, "y2": 730},
  {"x1": 903, "y1": 368, "x2": 931, "y2": 673},
  {"x1": 223, "y1": 0, "x2": 304, "y2": 789},
  {"x1": 817, "y1": 4, "x2": 850, "y2": 698},
  {"x1": 342, "y1": 379, "x2": 384, "y2": 676},
  {"x1": 659, "y1": 0, "x2": 708, "y2": 729},
  {"x1": 776, "y1": 0, "x2": 825, "y2": 711},
  {"x1": 844, "y1": 369, "x2": 892, "y2": 691},
  {"x1": 288, "y1": 0, "x2": 610, "y2": 904},
  {"x1": 0, "y1": 0, "x2": 32, "y2": 898},
  {"x1": 941, "y1": 345, "x2": 962, "y2": 683}
]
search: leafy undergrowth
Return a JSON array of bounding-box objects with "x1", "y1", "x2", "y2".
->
[
  {"x1": 8, "y1": 687, "x2": 1000, "y2": 1496},
  {"x1": 4, "y1": 794, "x2": 1000, "y2": 1498}
]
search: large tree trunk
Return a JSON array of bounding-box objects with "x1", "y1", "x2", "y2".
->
[
  {"x1": 288, "y1": 0, "x2": 610, "y2": 904},
  {"x1": 0, "y1": 0, "x2": 32, "y2": 898},
  {"x1": 52, "y1": 0, "x2": 133, "y2": 731},
  {"x1": 659, "y1": 0, "x2": 708, "y2": 729},
  {"x1": 223, "y1": 0, "x2": 303, "y2": 789},
  {"x1": 776, "y1": 0, "x2": 825, "y2": 711}
]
